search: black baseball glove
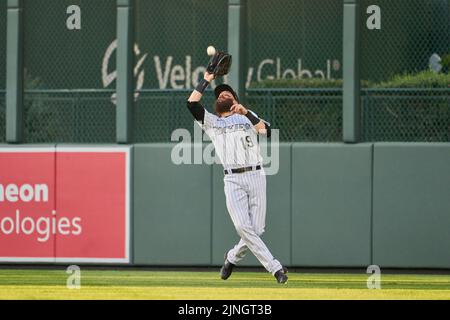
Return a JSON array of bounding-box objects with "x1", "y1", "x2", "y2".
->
[{"x1": 207, "y1": 51, "x2": 232, "y2": 78}]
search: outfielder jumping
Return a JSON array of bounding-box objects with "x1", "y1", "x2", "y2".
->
[{"x1": 186, "y1": 50, "x2": 288, "y2": 284}]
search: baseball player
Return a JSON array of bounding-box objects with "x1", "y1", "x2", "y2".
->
[{"x1": 186, "y1": 70, "x2": 288, "y2": 284}]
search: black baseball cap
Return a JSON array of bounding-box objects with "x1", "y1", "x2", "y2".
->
[{"x1": 214, "y1": 84, "x2": 239, "y2": 102}]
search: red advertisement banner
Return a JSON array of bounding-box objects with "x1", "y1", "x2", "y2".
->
[{"x1": 0, "y1": 147, "x2": 130, "y2": 263}]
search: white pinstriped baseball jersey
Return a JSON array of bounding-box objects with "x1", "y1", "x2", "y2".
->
[
  {"x1": 201, "y1": 110, "x2": 263, "y2": 170},
  {"x1": 197, "y1": 109, "x2": 283, "y2": 275}
]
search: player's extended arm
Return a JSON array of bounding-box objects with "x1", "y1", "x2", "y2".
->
[
  {"x1": 187, "y1": 72, "x2": 215, "y2": 122},
  {"x1": 230, "y1": 104, "x2": 272, "y2": 137}
]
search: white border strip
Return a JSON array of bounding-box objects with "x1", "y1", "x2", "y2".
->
[
  {"x1": 0, "y1": 147, "x2": 56, "y2": 152},
  {"x1": 0, "y1": 257, "x2": 129, "y2": 263},
  {"x1": 56, "y1": 147, "x2": 132, "y2": 153},
  {"x1": 0, "y1": 146, "x2": 132, "y2": 264}
]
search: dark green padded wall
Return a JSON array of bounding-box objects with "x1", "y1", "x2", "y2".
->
[
  {"x1": 291, "y1": 144, "x2": 372, "y2": 267},
  {"x1": 133, "y1": 144, "x2": 212, "y2": 265},
  {"x1": 373, "y1": 143, "x2": 450, "y2": 268}
]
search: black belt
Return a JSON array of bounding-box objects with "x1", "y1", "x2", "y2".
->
[{"x1": 224, "y1": 165, "x2": 261, "y2": 175}]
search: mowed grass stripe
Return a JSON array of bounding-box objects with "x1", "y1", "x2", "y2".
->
[
  {"x1": 1, "y1": 270, "x2": 450, "y2": 286},
  {"x1": 0, "y1": 269, "x2": 449, "y2": 299},
  {"x1": 0, "y1": 286, "x2": 450, "y2": 300}
]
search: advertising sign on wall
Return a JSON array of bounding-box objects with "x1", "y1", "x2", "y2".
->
[{"x1": 0, "y1": 147, "x2": 130, "y2": 263}]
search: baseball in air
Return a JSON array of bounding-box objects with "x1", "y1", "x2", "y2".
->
[{"x1": 207, "y1": 46, "x2": 216, "y2": 56}]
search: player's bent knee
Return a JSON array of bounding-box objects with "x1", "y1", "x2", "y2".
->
[
  {"x1": 255, "y1": 228, "x2": 265, "y2": 236},
  {"x1": 234, "y1": 224, "x2": 255, "y2": 237}
]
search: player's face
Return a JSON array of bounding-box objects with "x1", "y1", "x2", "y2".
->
[{"x1": 217, "y1": 91, "x2": 237, "y2": 105}]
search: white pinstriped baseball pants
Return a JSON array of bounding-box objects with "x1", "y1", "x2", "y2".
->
[{"x1": 223, "y1": 169, "x2": 283, "y2": 275}]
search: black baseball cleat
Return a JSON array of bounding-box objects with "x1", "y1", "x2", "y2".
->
[
  {"x1": 220, "y1": 254, "x2": 235, "y2": 280},
  {"x1": 274, "y1": 267, "x2": 288, "y2": 284}
]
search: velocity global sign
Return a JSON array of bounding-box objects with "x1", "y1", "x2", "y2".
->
[
  {"x1": 101, "y1": 39, "x2": 341, "y2": 95},
  {"x1": 0, "y1": 147, "x2": 130, "y2": 263}
]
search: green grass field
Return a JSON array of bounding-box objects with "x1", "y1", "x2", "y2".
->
[{"x1": 0, "y1": 269, "x2": 449, "y2": 300}]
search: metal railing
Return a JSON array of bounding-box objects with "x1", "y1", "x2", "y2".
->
[
  {"x1": 362, "y1": 88, "x2": 450, "y2": 142},
  {"x1": 3, "y1": 87, "x2": 448, "y2": 143},
  {"x1": 23, "y1": 90, "x2": 116, "y2": 143}
]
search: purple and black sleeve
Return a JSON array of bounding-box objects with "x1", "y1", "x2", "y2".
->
[
  {"x1": 246, "y1": 110, "x2": 272, "y2": 138},
  {"x1": 187, "y1": 101, "x2": 205, "y2": 123}
]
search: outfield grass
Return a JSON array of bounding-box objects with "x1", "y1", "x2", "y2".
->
[{"x1": 0, "y1": 269, "x2": 449, "y2": 300}]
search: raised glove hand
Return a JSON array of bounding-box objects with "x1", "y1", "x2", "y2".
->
[{"x1": 206, "y1": 51, "x2": 232, "y2": 78}]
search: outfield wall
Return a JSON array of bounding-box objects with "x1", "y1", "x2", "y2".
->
[{"x1": 1, "y1": 143, "x2": 450, "y2": 268}]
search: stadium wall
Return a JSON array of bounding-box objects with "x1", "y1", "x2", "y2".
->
[
  {"x1": 1, "y1": 0, "x2": 450, "y2": 269},
  {"x1": 132, "y1": 143, "x2": 450, "y2": 269},
  {"x1": 0, "y1": 143, "x2": 450, "y2": 268}
]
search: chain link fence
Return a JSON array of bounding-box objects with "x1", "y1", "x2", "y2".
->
[
  {"x1": 2, "y1": 0, "x2": 450, "y2": 143},
  {"x1": 246, "y1": 89, "x2": 342, "y2": 142},
  {"x1": 0, "y1": 0, "x2": 5, "y2": 90},
  {"x1": 133, "y1": 0, "x2": 343, "y2": 142},
  {"x1": 133, "y1": 0, "x2": 228, "y2": 141},
  {"x1": 133, "y1": 0, "x2": 228, "y2": 142},
  {"x1": 22, "y1": 0, "x2": 116, "y2": 143},
  {"x1": 246, "y1": 0, "x2": 343, "y2": 86},
  {"x1": 23, "y1": 0, "x2": 116, "y2": 90},
  {"x1": 134, "y1": 0, "x2": 228, "y2": 90},
  {"x1": 134, "y1": 90, "x2": 217, "y2": 143},
  {"x1": 362, "y1": 89, "x2": 450, "y2": 142},
  {"x1": 360, "y1": 0, "x2": 450, "y2": 82},
  {"x1": 360, "y1": 0, "x2": 450, "y2": 142},
  {"x1": 0, "y1": 92, "x2": 5, "y2": 143},
  {"x1": 0, "y1": 0, "x2": 6, "y2": 142},
  {"x1": 24, "y1": 91, "x2": 116, "y2": 143},
  {"x1": 244, "y1": 0, "x2": 343, "y2": 142},
  {"x1": 134, "y1": 88, "x2": 343, "y2": 143}
]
